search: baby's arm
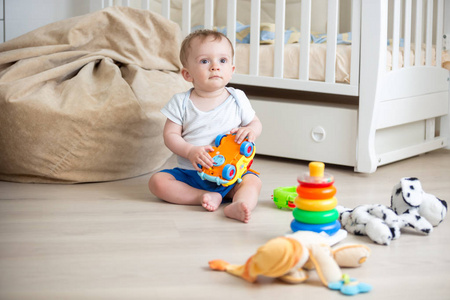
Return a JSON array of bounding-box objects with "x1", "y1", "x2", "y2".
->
[
  {"x1": 163, "y1": 119, "x2": 214, "y2": 171},
  {"x1": 231, "y1": 115, "x2": 262, "y2": 144}
]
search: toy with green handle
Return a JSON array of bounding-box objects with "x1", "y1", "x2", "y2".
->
[{"x1": 272, "y1": 186, "x2": 297, "y2": 210}]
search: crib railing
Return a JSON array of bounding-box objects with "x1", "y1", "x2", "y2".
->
[
  {"x1": 90, "y1": 0, "x2": 447, "y2": 97},
  {"x1": 228, "y1": 0, "x2": 361, "y2": 96},
  {"x1": 387, "y1": 0, "x2": 444, "y2": 71},
  {"x1": 384, "y1": 0, "x2": 446, "y2": 148},
  {"x1": 223, "y1": 0, "x2": 361, "y2": 96},
  {"x1": 358, "y1": 0, "x2": 449, "y2": 172},
  {"x1": 91, "y1": 0, "x2": 362, "y2": 96}
]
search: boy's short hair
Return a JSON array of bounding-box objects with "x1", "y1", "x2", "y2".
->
[{"x1": 180, "y1": 29, "x2": 234, "y2": 67}]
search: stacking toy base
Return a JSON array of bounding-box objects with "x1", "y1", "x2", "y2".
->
[
  {"x1": 290, "y1": 219, "x2": 341, "y2": 236},
  {"x1": 286, "y1": 230, "x2": 348, "y2": 247}
]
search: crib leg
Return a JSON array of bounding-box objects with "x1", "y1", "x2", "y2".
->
[
  {"x1": 355, "y1": 104, "x2": 378, "y2": 174},
  {"x1": 442, "y1": 81, "x2": 450, "y2": 149},
  {"x1": 355, "y1": 1, "x2": 387, "y2": 174}
]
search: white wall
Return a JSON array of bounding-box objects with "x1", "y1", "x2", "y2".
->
[{"x1": 4, "y1": 0, "x2": 91, "y2": 41}]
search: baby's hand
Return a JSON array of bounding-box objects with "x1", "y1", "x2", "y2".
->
[
  {"x1": 188, "y1": 145, "x2": 214, "y2": 171},
  {"x1": 230, "y1": 127, "x2": 256, "y2": 144}
]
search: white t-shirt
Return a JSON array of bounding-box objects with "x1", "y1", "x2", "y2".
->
[{"x1": 161, "y1": 87, "x2": 256, "y2": 170}]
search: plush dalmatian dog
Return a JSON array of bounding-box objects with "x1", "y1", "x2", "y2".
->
[
  {"x1": 337, "y1": 177, "x2": 447, "y2": 245},
  {"x1": 337, "y1": 204, "x2": 401, "y2": 245}
]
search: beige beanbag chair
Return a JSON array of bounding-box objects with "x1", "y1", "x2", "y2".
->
[{"x1": 0, "y1": 7, "x2": 191, "y2": 183}]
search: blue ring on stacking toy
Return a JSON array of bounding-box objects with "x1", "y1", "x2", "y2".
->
[{"x1": 290, "y1": 219, "x2": 341, "y2": 235}]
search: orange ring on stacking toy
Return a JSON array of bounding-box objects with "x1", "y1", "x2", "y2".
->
[
  {"x1": 296, "y1": 185, "x2": 336, "y2": 199},
  {"x1": 294, "y1": 197, "x2": 338, "y2": 211}
]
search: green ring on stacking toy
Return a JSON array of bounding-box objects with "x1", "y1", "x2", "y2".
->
[
  {"x1": 295, "y1": 197, "x2": 338, "y2": 211},
  {"x1": 292, "y1": 208, "x2": 339, "y2": 224}
]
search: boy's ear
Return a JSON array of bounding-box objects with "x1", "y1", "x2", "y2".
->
[{"x1": 181, "y1": 68, "x2": 193, "y2": 82}]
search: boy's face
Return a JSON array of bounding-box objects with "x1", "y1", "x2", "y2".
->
[{"x1": 182, "y1": 36, "x2": 235, "y2": 93}]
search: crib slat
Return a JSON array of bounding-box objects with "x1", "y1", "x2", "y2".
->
[
  {"x1": 392, "y1": 0, "x2": 401, "y2": 71},
  {"x1": 425, "y1": 0, "x2": 433, "y2": 66},
  {"x1": 90, "y1": 0, "x2": 103, "y2": 12},
  {"x1": 204, "y1": 0, "x2": 214, "y2": 30},
  {"x1": 404, "y1": 0, "x2": 412, "y2": 68},
  {"x1": 350, "y1": 0, "x2": 361, "y2": 86},
  {"x1": 182, "y1": 0, "x2": 191, "y2": 37},
  {"x1": 161, "y1": 0, "x2": 170, "y2": 20},
  {"x1": 436, "y1": 0, "x2": 444, "y2": 67},
  {"x1": 227, "y1": 0, "x2": 237, "y2": 58},
  {"x1": 325, "y1": 0, "x2": 338, "y2": 83},
  {"x1": 141, "y1": 0, "x2": 150, "y2": 10},
  {"x1": 249, "y1": 0, "x2": 261, "y2": 76},
  {"x1": 299, "y1": 0, "x2": 311, "y2": 81},
  {"x1": 415, "y1": 0, "x2": 423, "y2": 66},
  {"x1": 273, "y1": 0, "x2": 286, "y2": 78},
  {"x1": 426, "y1": 118, "x2": 436, "y2": 140}
]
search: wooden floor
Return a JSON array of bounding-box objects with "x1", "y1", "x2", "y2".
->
[{"x1": 1, "y1": 149, "x2": 449, "y2": 300}]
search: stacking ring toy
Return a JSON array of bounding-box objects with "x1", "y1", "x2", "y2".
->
[
  {"x1": 292, "y1": 208, "x2": 339, "y2": 224},
  {"x1": 290, "y1": 219, "x2": 341, "y2": 235},
  {"x1": 296, "y1": 185, "x2": 336, "y2": 199},
  {"x1": 294, "y1": 197, "x2": 338, "y2": 211}
]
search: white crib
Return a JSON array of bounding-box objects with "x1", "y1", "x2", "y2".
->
[{"x1": 91, "y1": 0, "x2": 450, "y2": 173}]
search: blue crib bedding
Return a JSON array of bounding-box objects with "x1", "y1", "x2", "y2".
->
[{"x1": 193, "y1": 22, "x2": 352, "y2": 45}]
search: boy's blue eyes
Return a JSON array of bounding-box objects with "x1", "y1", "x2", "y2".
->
[{"x1": 199, "y1": 59, "x2": 228, "y2": 64}]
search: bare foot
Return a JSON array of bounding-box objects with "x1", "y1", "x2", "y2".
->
[
  {"x1": 224, "y1": 202, "x2": 251, "y2": 223},
  {"x1": 201, "y1": 193, "x2": 222, "y2": 212}
]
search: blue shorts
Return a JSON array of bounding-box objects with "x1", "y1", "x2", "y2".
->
[{"x1": 159, "y1": 167, "x2": 258, "y2": 198}]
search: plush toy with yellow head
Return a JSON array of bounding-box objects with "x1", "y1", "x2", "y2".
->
[{"x1": 209, "y1": 231, "x2": 372, "y2": 296}]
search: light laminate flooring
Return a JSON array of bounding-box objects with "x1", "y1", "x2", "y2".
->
[{"x1": 1, "y1": 149, "x2": 449, "y2": 300}]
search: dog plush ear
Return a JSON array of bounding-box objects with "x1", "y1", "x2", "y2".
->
[
  {"x1": 400, "y1": 177, "x2": 423, "y2": 207},
  {"x1": 391, "y1": 177, "x2": 423, "y2": 215}
]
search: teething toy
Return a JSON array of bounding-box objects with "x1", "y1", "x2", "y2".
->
[{"x1": 272, "y1": 186, "x2": 297, "y2": 209}]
